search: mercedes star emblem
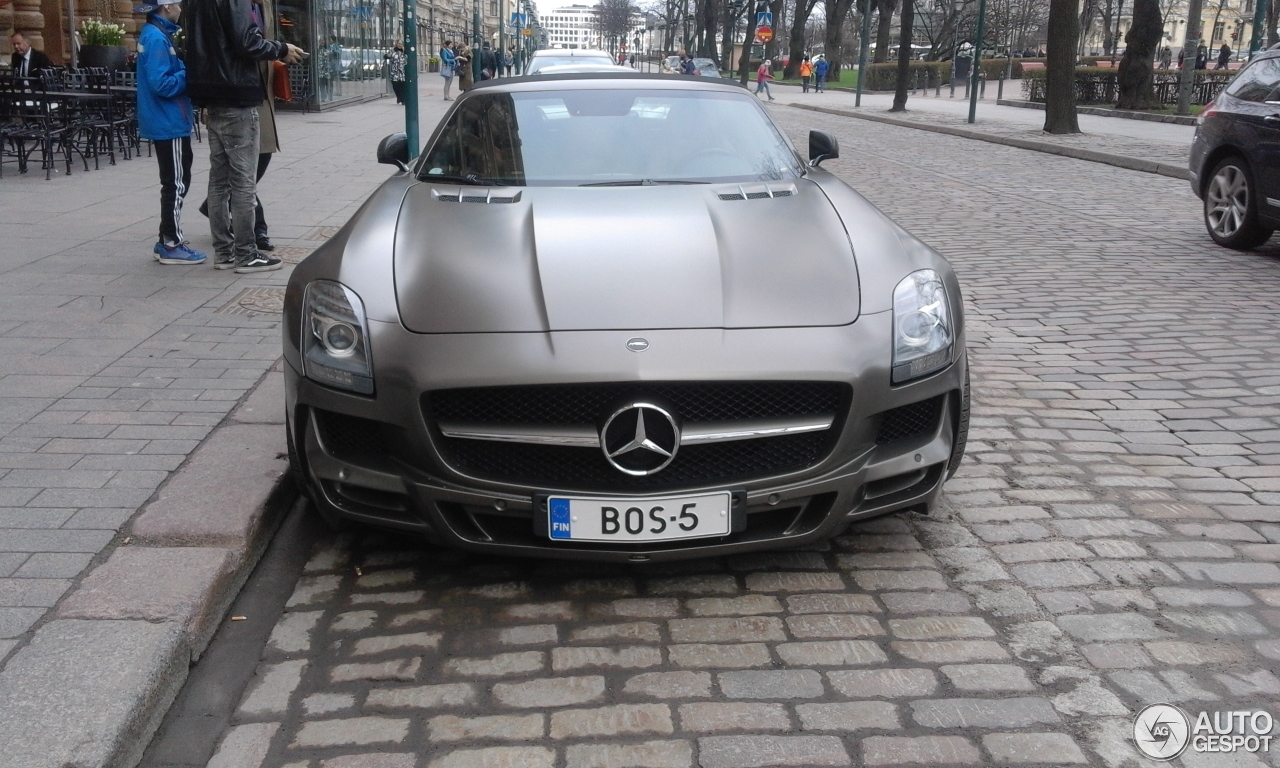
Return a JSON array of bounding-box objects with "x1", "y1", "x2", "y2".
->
[
  {"x1": 601, "y1": 402, "x2": 680, "y2": 476},
  {"x1": 626, "y1": 337, "x2": 649, "y2": 352}
]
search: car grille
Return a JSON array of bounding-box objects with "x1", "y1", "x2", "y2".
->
[
  {"x1": 426, "y1": 382, "x2": 849, "y2": 491},
  {"x1": 875, "y1": 396, "x2": 943, "y2": 444}
]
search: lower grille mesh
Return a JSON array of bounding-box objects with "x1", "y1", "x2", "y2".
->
[{"x1": 876, "y1": 396, "x2": 942, "y2": 444}]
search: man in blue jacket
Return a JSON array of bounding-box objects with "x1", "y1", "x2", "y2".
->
[
  {"x1": 814, "y1": 55, "x2": 829, "y2": 93},
  {"x1": 136, "y1": 0, "x2": 207, "y2": 264}
]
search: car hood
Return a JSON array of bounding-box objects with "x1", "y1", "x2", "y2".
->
[{"x1": 392, "y1": 179, "x2": 860, "y2": 333}]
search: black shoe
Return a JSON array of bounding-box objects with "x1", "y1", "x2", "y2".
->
[
  {"x1": 234, "y1": 254, "x2": 283, "y2": 273},
  {"x1": 256, "y1": 237, "x2": 275, "y2": 252},
  {"x1": 198, "y1": 200, "x2": 208, "y2": 218}
]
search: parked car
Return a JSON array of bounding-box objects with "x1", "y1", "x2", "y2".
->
[
  {"x1": 525, "y1": 49, "x2": 616, "y2": 75},
  {"x1": 663, "y1": 55, "x2": 723, "y2": 77},
  {"x1": 1190, "y1": 51, "x2": 1280, "y2": 248},
  {"x1": 284, "y1": 71, "x2": 969, "y2": 562}
]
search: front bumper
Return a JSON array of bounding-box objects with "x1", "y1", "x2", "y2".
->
[{"x1": 285, "y1": 315, "x2": 965, "y2": 562}]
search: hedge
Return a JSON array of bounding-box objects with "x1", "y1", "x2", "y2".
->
[
  {"x1": 979, "y1": 57, "x2": 1044, "y2": 79},
  {"x1": 860, "y1": 61, "x2": 952, "y2": 90}
]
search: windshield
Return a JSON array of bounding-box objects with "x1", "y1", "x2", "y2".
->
[
  {"x1": 420, "y1": 89, "x2": 804, "y2": 186},
  {"x1": 528, "y1": 56, "x2": 614, "y2": 72}
]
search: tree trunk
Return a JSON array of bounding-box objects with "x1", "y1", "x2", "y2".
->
[
  {"x1": 824, "y1": 0, "x2": 857, "y2": 78},
  {"x1": 784, "y1": 0, "x2": 819, "y2": 77},
  {"x1": 1269, "y1": 0, "x2": 1278, "y2": 47},
  {"x1": 1115, "y1": 0, "x2": 1161, "y2": 108},
  {"x1": 891, "y1": 0, "x2": 913, "y2": 110},
  {"x1": 1100, "y1": 0, "x2": 1114, "y2": 53},
  {"x1": 1044, "y1": 0, "x2": 1082, "y2": 133},
  {"x1": 738, "y1": 13, "x2": 758, "y2": 84},
  {"x1": 873, "y1": 0, "x2": 896, "y2": 62}
]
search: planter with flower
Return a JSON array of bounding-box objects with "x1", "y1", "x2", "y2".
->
[{"x1": 79, "y1": 18, "x2": 129, "y2": 71}]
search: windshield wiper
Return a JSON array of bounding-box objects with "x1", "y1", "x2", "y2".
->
[
  {"x1": 421, "y1": 173, "x2": 503, "y2": 186},
  {"x1": 579, "y1": 179, "x2": 709, "y2": 187}
]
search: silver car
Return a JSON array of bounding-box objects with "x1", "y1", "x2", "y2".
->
[
  {"x1": 525, "y1": 49, "x2": 616, "y2": 75},
  {"x1": 283, "y1": 72, "x2": 968, "y2": 562}
]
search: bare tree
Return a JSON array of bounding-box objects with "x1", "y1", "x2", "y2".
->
[
  {"x1": 874, "y1": 0, "x2": 897, "y2": 61},
  {"x1": 1044, "y1": 0, "x2": 1081, "y2": 133},
  {"x1": 785, "y1": 0, "x2": 822, "y2": 76},
  {"x1": 824, "y1": 0, "x2": 859, "y2": 76},
  {"x1": 891, "y1": 0, "x2": 915, "y2": 109},
  {"x1": 596, "y1": 0, "x2": 642, "y2": 52},
  {"x1": 1115, "y1": 0, "x2": 1161, "y2": 107}
]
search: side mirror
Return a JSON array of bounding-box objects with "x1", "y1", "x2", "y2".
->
[
  {"x1": 809, "y1": 130, "x2": 839, "y2": 167},
  {"x1": 377, "y1": 132, "x2": 410, "y2": 172}
]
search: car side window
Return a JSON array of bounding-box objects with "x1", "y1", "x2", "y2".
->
[
  {"x1": 422, "y1": 95, "x2": 524, "y2": 184},
  {"x1": 1226, "y1": 59, "x2": 1280, "y2": 102}
]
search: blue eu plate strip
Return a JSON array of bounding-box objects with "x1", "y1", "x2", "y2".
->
[{"x1": 549, "y1": 498, "x2": 572, "y2": 539}]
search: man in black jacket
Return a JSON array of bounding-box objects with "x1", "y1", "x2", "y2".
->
[
  {"x1": 185, "y1": 0, "x2": 302, "y2": 272},
  {"x1": 10, "y1": 33, "x2": 55, "y2": 77}
]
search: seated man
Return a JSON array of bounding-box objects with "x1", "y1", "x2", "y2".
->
[{"x1": 10, "y1": 33, "x2": 54, "y2": 77}]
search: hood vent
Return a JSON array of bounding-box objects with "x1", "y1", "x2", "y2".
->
[
  {"x1": 716, "y1": 183, "x2": 797, "y2": 201},
  {"x1": 432, "y1": 189, "x2": 522, "y2": 204}
]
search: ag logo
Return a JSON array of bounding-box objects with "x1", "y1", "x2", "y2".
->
[{"x1": 1134, "y1": 704, "x2": 1191, "y2": 760}]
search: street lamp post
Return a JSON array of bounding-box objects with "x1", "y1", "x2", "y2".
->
[
  {"x1": 403, "y1": 0, "x2": 420, "y2": 158},
  {"x1": 950, "y1": 0, "x2": 963, "y2": 97},
  {"x1": 1250, "y1": 0, "x2": 1269, "y2": 57},
  {"x1": 855, "y1": 0, "x2": 872, "y2": 106},
  {"x1": 472, "y1": 0, "x2": 482, "y2": 82}
]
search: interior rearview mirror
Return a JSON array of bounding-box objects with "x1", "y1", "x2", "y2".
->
[
  {"x1": 809, "y1": 130, "x2": 839, "y2": 167},
  {"x1": 377, "y1": 133, "x2": 410, "y2": 171}
]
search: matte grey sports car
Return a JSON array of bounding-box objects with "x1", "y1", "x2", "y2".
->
[{"x1": 283, "y1": 72, "x2": 968, "y2": 562}]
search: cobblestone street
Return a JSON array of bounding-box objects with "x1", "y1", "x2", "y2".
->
[{"x1": 172, "y1": 103, "x2": 1280, "y2": 768}]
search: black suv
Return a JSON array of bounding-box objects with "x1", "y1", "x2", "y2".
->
[{"x1": 1190, "y1": 51, "x2": 1280, "y2": 249}]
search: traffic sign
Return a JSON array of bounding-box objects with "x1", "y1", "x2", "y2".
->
[{"x1": 755, "y1": 26, "x2": 773, "y2": 43}]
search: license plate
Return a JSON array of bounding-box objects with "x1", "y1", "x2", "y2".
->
[{"x1": 547, "y1": 492, "x2": 732, "y2": 543}]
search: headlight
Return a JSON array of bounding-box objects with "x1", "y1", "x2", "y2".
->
[
  {"x1": 892, "y1": 269, "x2": 953, "y2": 383},
  {"x1": 303, "y1": 280, "x2": 374, "y2": 395}
]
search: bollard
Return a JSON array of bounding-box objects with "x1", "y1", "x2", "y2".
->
[
  {"x1": 936, "y1": 70, "x2": 941, "y2": 97},
  {"x1": 964, "y1": 74, "x2": 970, "y2": 99},
  {"x1": 997, "y1": 72, "x2": 1004, "y2": 101},
  {"x1": 980, "y1": 73, "x2": 986, "y2": 99}
]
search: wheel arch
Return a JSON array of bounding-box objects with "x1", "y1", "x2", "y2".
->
[{"x1": 1198, "y1": 145, "x2": 1250, "y2": 197}]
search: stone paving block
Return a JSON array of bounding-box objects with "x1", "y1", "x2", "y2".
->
[
  {"x1": 564, "y1": 740, "x2": 692, "y2": 768},
  {"x1": 207, "y1": 722, "x2": 280, "y2": 768},
  {"x1": 786, "y1": 613, "x2": 885, "y2": 638},
  {"x1": 0, "y1": 607, "x2": 46, "y2": 639},
  {"x1": 1055, "y1": 613, "x2": 1171, "y2": 642},
  {"x1": 0, "y1": 577, "x2": 71, "y2": 607},
  {"x1": 352, "y1": 631, "x2": 443, "y2": 656},
  {"x1": 0, "y1": 619, "x2": 188, "y2": 768},
  {"x1": 718, "y1": 669, "x2": 824, "y2": 699},
  {"x1": 888, "y1": 616, "x2": 995, "y2": 640},
  {"x1": 238, "y1": 660, "x2": 308, "y2": 716},
  {"x1": 128, "y1": 424, "x2": 286, "y2": 549},
  {"x1": 229, "y1": 370, "x2": 284, "y2": 424},
  {"x1": 668, "y1": 616, "x2": 785, "y2": 643},
  {"x1": 303, "y1": 692, "x2": 356, "y2": 716},
  {"x1": 686, "y1": 595, "x2": 782, "y2": 616},
  {"x1": 853, "y1": 570, "x2": 948, "y2": 591},
  {"x1": 291, "y1": 716, "x2": 410, "y2": 747},
  {"x1": 552, "y1": 645, "x2": 663, "y2": 671},
  {"x1": 909, "y1": 697, "x2": 1061, "y2": 728},
  {"x1": 493, "y1": 676, "x2": 606, "y2": 708},
  {"x1": 624, "y1": 671, "x2": 713, "y2": 698},
  {"x1": 890, "y1": 640, "x2": 1010, "y2": 663},
  {"x1": 428, "y1": 746, "x2": 556, "y2": 768},
  {"x1": 939, "y1": 664, "x2": 1036, "y2": 691},
  {"x1": 320, "y1": 756, "x2": 415, "y2": 768},
  {"x1": 569, "y1": 621, "x2": 662, "y2": 642},
  {"x1": 499, "y1": 623, "x2": 558, "y2": 645},
  {"x1": 861, "y1": 735, "x2": 981, "y2": 765},
  {"x1": 443, "y1": 651, "x2": 544, "y2": 677},
  {"x1": 427, "y1": 713, "x2": 544, "y2": 742},
  {"x1": 776, "y1": 640, "x2": 888, "y2": 666},
  {"x1": 697, "y1": 735, "x2": 851, "y2": 767},
  {"x1": 1080, "y1": 642, "x2": 1153, "y2": 669},
  {"x1": 549, "y1": 703, "x2": 673, "y2": 739},
  {"x1": 266, "y1": 610, "x2": 322, "y2": 654},
  {"x1": 785, "y1": 593, "x2": 881, "y2": 614},
  {"x1": 827, "y1": 668, "x2": 939, "y2": 698},
  {"x1": 744, "y1": 572, "x2": 845, "y2": 592},
  {"x1": 795, "y1": 701, "x2": 900, "y2": 731},
  {"x1": 56, "y1": 546, "x2": 235, "y2": 656},
  {"x1": 10, "y1": 552, "x2": 91, "y2": 578},
  {"x1": 330, "y1": 658, "x2": 421, "y2": 683},
  {"x1": 678, "y1": 702, "x2": 791, "y2": 732},
  {"x1": 877, "y1": 592, "x2": 970, "y2": 614},
  {"x1": 365, "y1": 683, "x2": 478, "y2": 711},
  {"x1": 981, "y1": 732, "x2": 1089, "y2": 764},
  {"x1": 668, "y1": 643, "x2": 772, "y2": 668}
]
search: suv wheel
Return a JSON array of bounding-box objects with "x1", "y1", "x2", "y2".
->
[{"x1": 1204, "y1": 157, "x2": 1274, "y2": 249}]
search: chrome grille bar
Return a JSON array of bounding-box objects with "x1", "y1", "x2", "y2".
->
[{"x1": 438, "y1": 414, "x2": 835, "y2": 448}]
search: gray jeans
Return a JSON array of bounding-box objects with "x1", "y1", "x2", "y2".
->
[{"x1": 206, "y1": 106, "x2": 261, "y2": 264}]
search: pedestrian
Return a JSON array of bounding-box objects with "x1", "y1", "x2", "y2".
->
[
  {"x1": 800, "y1": 55, "x2": 813, "y2": 93},
  {"x1": 814, "y1": 54, "x2": 828, "y2": 92},
  {"x1": 440, "y1": 40, "x2": 455, "y2": 100},
  {"x1": 456, "y1": 44, "x2": 474, "y2": 91},
  {"x1": 503, "y1": 47, "x2": 513, "y2": 77},
  {"x1": 386, "y1": 40, "x2": 407, "y2": 102},
  {"x1": 628, "y1": 52, "x2": 636, "y2": 68},
  {"x1": 479, "y1": 41, "x2": 496, "y2": 80},
  {"x1": 1195, "y1": 44, "x2": 1208, "y2": 70},
  {"x1": 755, "y1": 58, "x2": 775, "y2": 101},
  {"x1": 185, "y1": 0, "x2": 303, "y2": 272},
  {"x1": 617, "y1": 50, "x2": 626, "y2": 65},
  {"x1": 1159, "y1": 46, "x2": 1171, "y2": 69},
  {"x1": 1178, "y1": 47, "x2": 1185, "y2": 68},
  {"x1": 1216, "y1": 43, "x2": 1231, "y2": 69},
  {"x1": 680, "y1": 53, "x2": 697, "y2": 75},
  {"x1": 10, "y1": 32, "x2": 54, "y2": 77},
  {"x1": 134, "y1": 0, "x2": 206, "y2": 265}
]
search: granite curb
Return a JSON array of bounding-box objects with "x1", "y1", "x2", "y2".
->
[
  {"x1": 786, "y1": 102, "x2": 1192, "y2": 181},
  {"x1": 996, "y1": 98, "x2": 1201, "y2": 126},
  {"x1": 0, "y1": 362, "x2": 294, "y2": 768}
]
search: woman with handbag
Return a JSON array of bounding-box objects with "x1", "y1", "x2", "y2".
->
[
  {"x1": 440, "y1": 40, "x2": 455, "y2": 100},
  {"x1": 385, "y1": 40, "x2": 407, "y2": 103}
]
